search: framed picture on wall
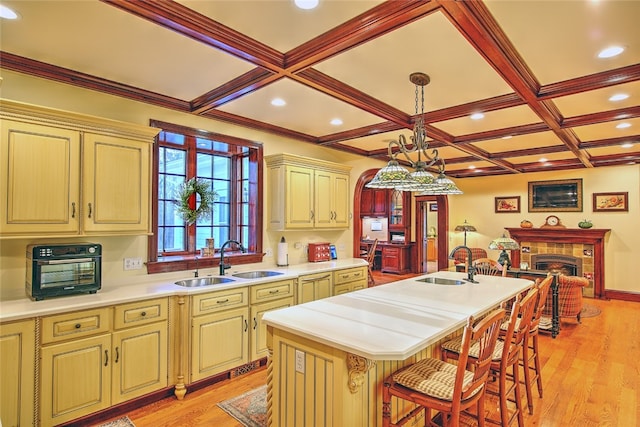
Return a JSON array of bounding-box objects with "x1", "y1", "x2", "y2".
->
[
  {"x1": 528, "y1": 178, "x2": 583, "y2": 212},
  {"x1": 429, "y1": 203, "x2": 438, "y2": 212},
  {"x1": 593, "y1": 192, "x2": 628, "y2": 212},
  {"x1": 495, "y1": 196, "x2": 520, "y2": 213}
]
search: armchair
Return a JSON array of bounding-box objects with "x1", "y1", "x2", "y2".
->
[
  {"x1": 452, "y1": 247, "x2": 487, "y2": 266},
  {"x1": 542, "y1": 274, "x2": 589, "y2": 323}
]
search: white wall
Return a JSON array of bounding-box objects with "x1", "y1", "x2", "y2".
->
[{"x1": 1, "y1": 70, "x2": 638, "y2": 298}]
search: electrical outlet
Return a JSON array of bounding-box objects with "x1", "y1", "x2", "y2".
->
[
  {"x1": 295, "y1": 349, "x2": 305, "y2": 373},
  {"x1": 294, "y1": 242, "x2": 302, "y2": 249},
  {"x1": 123, "y1": 257, "x2": 143, "y2": 270},
  {"x1": 265, "y1": 248, "x2": 273, "y2": 257}
]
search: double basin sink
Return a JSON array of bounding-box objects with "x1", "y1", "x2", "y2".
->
[{"x1": 174, "y1": 270, "x2": 283, "y2": 287}]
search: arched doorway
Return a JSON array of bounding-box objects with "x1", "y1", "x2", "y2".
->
[{"x1": 353, "y1": 170, "x2": 450, "y2": 273}]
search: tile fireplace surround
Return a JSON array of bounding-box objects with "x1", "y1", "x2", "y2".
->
[{"x1": 506, "y1": 228, "x2": 610, "y2": 299}]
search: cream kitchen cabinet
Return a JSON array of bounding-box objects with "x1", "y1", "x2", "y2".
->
[
  {"x1": 40, "y1": 299, "x2": 168, "y2": 426},
  {"x1": 265, "y1": 153, "x2": 351, "y2": 230},
  {"x1": 0, "y1": 319, "x2": 36, "y2": 427},
  {"x1": 190, "y1": 287, "x2": 250, "y2": 382},
  {"x1": 297, "y1": 271, "x2": 332, "y2": 304},
  {"x1": 249, "y1": 279, "x2": 295, "y2": 361},
  {"x1": 0, "y1": 99, "x2": 159, "y2": 238},
  {"x1": 333, "y1": 266, "x2": 367, "y2": 295}
]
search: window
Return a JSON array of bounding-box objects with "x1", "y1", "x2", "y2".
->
[{"x1": 147, "y1": 120, "x2": 263, "y2": 274}]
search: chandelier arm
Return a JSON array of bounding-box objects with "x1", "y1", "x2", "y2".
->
[{"x1": 394, "y1": 134, "x2": 417, "y2": 166}]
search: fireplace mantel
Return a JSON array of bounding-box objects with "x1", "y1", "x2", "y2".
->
[{"x1": 505, "y1": 227, "x2": 610, "y2": 298}]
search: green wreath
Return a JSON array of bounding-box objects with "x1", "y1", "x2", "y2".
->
[{"x1": 174, "y1": 178, "x2": 217, "y2": 225}]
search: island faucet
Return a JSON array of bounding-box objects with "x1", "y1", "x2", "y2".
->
[
  {"x1": 449, "y1": 245, "x2": 478, "y2": 283},
  {"x1": 194, "y1": 256, "x2": 199, "y2": 278},
  {"x1": 219, "y1": 240, "x2": 246, "y2": 275}
]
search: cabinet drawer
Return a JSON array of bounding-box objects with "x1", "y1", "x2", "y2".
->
[
  {"x1": 251, "y1": 279, "x2": 295, "y2": 303},
  {"x1": 333, "y1": 266, "x2": 367, "y2": 285},
  {"x1": 41, "y1": 308, "x2": 111, "y2": 344},
  {"x1": 113, "y1": 298, "x2": 168, "y2": 330},
  {"x1": 192, "y1": 287, "x2": 248, "y2": 316}
]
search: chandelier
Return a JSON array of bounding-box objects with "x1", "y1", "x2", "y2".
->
[{"x1": 366, "y1": 73, "x2": 462, "y2": 195}]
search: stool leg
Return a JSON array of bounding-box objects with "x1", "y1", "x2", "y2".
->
[
  {"x1": 512, "y1": 359, "x2": 525, "y2": 427},
  {"x1": 532, "y1": 334, "x2": 543, "y2": 398},
  {"x1": 521, "y1": 336, "x2": 534, "y2": 415}
]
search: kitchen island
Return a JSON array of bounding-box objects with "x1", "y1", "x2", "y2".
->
[{"x1": 263, "y1": 271, "x2": 533, "y2": 427}]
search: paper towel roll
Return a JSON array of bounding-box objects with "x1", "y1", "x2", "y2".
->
[{"x1": 277, "y1": 241, "x2": 289, "y2": 266}]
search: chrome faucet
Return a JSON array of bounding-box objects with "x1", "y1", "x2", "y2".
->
[
  {"x1": 194, "y1": 256, "x2": 199, "y2": 278},
  {"x1": 449, "y1": 245, "x2": 478, "y2": 283},
  {"x1": 219, "y1": 240, "x2": 246, "y2": 275}
]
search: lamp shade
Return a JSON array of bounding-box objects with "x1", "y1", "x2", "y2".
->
[
  {"x1": 365, "y1": 159, "x2": 413, "y2": 189},
  {"x1": 454, "y1": 220, "x2": 476, "y2": 233},
  {"x1": 488, "y1": 234, "x2": 519, "y2": 250}
]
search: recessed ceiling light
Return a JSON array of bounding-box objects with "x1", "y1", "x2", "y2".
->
[
  {"x1": 468, "y1": 165, "x2": 476, "y2": 170},
  {"x1": 271, "y1": 98, "x2": 286, "y2": 107},
  {"x1": 621, "y1": 143, "x2": 633, "y2": 148},
  {"x1": 0, "y1": 4, "x2": 19, "y2": 19},
  {"x1": 294, "y1": 0, "x2": 319, "y2": 10},
  {"x1": 616, "y1": 122, "x2": 631, "y2": 129},
  {"x1": 470, "y1": 113, "x2": 484, "y2": 120},
  {"x1": 539, "y1": 157, "x2": 548, "y2": 163},
  {"x1": 330, "y1": 118, "x2": 343, "y2": 126},
  {"x1": 542, "y1": 162, "x2": 552, "y2": 167},
  {"x1": 598, "y1": 46, "x2": 624, "y2": 58},
  {"x1": 609, "y1": 93, "x2": 629, "y2": 102},
  {"x1": 502, "y1": 135, "x2": 512, "y2": 140}
]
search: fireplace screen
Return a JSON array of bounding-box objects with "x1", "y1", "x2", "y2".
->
[{"x1": 532, "y1": 254, "x2": 582, "y2": 277}]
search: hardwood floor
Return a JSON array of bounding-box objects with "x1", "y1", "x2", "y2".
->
[{"x1": 120, "y1": 273, "x2": 639, "y2": 426}]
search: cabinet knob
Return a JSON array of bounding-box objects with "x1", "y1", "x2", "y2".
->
[
  {"x1": 75, "y1": 323, "x2": 81, "y2": 329},
  {"x1": 141, "y1": 311, "x2": 147, "y2": 317}
]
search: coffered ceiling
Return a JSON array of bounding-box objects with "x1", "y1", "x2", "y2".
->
[{"x1": 1, "y1": 0, "x2": 639, "y2": 178}]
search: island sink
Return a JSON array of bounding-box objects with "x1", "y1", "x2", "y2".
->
[
  {"x1": 417, "y1": 277, "x2": 465, "y2": 286},
  {"x1": 174, "y1": 277, "x2": 235, "y2": 287},
  {"x1": 232, "y1": 271, "x2": 284, "y2": 279}
]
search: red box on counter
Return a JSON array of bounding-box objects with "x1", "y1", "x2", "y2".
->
[{"x1": 308, "y1": 242, "x2": 331, "y2": 262}]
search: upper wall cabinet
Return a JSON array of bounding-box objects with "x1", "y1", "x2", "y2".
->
[
  {"x1": 0, "y1": 99, "x2": 159, "y2": 238},
  {"x1": 265, "y1": 153, "x2": 351, "y2": 230}
]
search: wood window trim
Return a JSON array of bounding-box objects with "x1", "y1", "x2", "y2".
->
[{"x1": 146, "y1": 120, "x2": 264, "y2": 274}]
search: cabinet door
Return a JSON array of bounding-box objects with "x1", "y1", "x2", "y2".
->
[
  {"x1": 331, "y1": 172, "x2": 350, "y2": 228},
  {"x1": 0, "y1": 319, "x2": 35, "y2": 427},
  {"x1": 0, "y1": 120, "x2": 80, "y2": 235},
  {"x1": 360, "y1": 188, "x2": 374, "y2": 216},
  {"x1": 191, "y1": 307, "x2": 249, "y2": 381},
  {"x1": 315, "y1": 171, "x2": 349, "y2": 229},
  {"x1": 250, "y1": 297, "x2": 295, "y2": 361},
  {"x1": 298, "y1": 273, "x2": 332, "y2": 304},
  {"x1": 40, "y1": 334, "x2": 111, "y2": 426},
  {"x1": 285, "y1": 165, "x2": 314, "y2": 229},
  {"x1": 372, "y1": 189, "x2": 388, "y2": 216},
  {"x1": 381, "y1": 246, "x2": 401, "y2": 273},
  {"x1": 314, "y1": 170, "x2": 333, "y2": 228},
  {"x1": 112, "y1": 322, "x2": 168, "y2": 404},
  {"x1": 83, "y1": 133, "x2": 150, "y2": 233}
]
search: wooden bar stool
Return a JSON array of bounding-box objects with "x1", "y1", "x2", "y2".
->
[
  {"x1": 382, "y1": 307, "x2": 506, "y2": 427},
  {"x1": 441, "y1": 287, "x2": 538, "y2": 427},
  {"x1": 522, "y1": 274, "x2": 554, "y2": 414}
]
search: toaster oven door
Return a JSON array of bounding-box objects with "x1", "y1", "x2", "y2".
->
[{"x1": 36, "y1": 258, "x2": 99, "y2": 289}]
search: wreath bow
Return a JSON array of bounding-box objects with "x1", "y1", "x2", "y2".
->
[{"x1": 174, "y1": 178, "x2": 217, "y2": 225}]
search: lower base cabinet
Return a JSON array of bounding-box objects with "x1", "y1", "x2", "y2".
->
[
  {"x1": 333, "y1": 266, "x2": 367, "y2": 295},
  {"x1": 297, "y1": 272, "x2": 332, "y2": 304},
  {"x1": 40, "y1": 299, "x2": 169, "y2": 426},
  {"x1": 0, "y1": 319, "x2": 36, "y2": 427},
  {"x1": 381, "y1": 244, "x2": 411, "y2": 274}
]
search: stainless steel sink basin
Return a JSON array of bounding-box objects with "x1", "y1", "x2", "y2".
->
[
  {"x1": 417, "y1": 277, "x2": 465, "y2": 286},
  {"x1": 174, "y1": 277, "x2": 235, "y2": 287},
  {"x1": 231, "y1": 270, "x2": 284, "y2": 279}
]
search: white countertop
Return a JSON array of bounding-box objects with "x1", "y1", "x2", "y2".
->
[
  {"x1": 262, "y1": 271, "x2": 533, "y2": 361},
  {"x1": 0, "y1": 258, "x2": 367, "y2": 323}
]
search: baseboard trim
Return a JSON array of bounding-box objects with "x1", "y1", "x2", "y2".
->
[{"x1": 605, "y1": 289, "x2": 640, "y2": 302}]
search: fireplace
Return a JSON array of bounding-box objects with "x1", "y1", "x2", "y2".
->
[
  {"x1": 506, "y1": 227, "x2": 610, "y2": 299},
  {"x1": 531, "y1": 254, "x2": 582, "y2": 277}
]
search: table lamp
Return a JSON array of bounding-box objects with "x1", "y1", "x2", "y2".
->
[
  {"x1": 454, "y1": 220, "x2": 476, "y2": 246},
  {"x1": 489, "y1": 233, "x2": 520, "y2": 269}
]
